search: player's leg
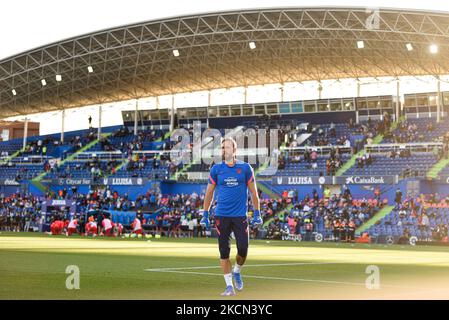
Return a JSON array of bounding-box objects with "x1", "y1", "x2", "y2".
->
[
  {"x1": 216, "y1": 217, "x2": 235, "y2": 296},
  {"x1": 231, "y1": 216, "x2": 249, "y2": 291}
]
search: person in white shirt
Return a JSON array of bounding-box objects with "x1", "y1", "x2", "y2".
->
[
  {"x1": 421, "y1": 214, "x2": 430, "y2": 229},
  {"x1": 102, "y1": 216, "x2": 113, "y2": 236},
  {"x1": 85, "y1": 218, "x2": 98, "y2": 237},
  {"x1": 131, "y1": 216, "x2": 143, "y2": 235},
  {"x1": 188, "y1": 218, "x2": 197, "y2": 238},
  {"x1": 67, "y1": 218, "x2": 79, "y2": 236}
]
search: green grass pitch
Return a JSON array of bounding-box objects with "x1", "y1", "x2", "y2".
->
[{"x1": 1, "y1": 232, "x2": 449, "y2": 299}]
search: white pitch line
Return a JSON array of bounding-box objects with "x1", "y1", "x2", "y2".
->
[
  {"x1": 144, "y1": 263, "x2": 416, "y2": 289},
  {"x1": 144, "y1": 269, "x2": 375, "y2": 287},
  {"x1": 144, "y1": 262, "x2": 338, "y2": 272}
]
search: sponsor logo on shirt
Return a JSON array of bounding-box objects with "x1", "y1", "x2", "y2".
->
[{"x1": 224, "y1": 177, "x2": 239, "y2": 187}]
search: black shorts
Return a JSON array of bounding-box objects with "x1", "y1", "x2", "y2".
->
[{"x1": 215, "y1": 216, "x2": 249, "y2": 259}]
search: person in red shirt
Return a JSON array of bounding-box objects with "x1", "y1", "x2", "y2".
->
[
  {"x1": 50, "y1": 219, "x2": 64, "y2": 235},
  {"x1": 115, "y1": 222, "x2": 123, "y2": 237},
  {"x1": 85, "y1": 216, "x2": 98, "y2": 236},
  {"x1": 58, "y1": 220, "x2": 65, "y2": 233},
  {"x1": 64, "y1": 219, "x2": 70, "y2": 232},
  {"x1": 50, "y1": 220, "x2": 58, "y2": 235}
]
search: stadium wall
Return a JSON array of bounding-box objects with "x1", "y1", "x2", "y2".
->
[
  {"x1": 49, "y1": 181, "x2": 158, "y2": 199},
  {"x1": 269, "y1": 180, "x2": 409, "y2": 203},
  {"x1": 420, "y1": 180, "x2": 449, "y2": 197},
  {"x1": 160, "y1": 181, "x2": 207, "y2": 195},
  {"x1": 0, "y1": 185, "x2": 24, "y2": 195},
  {"x1": 26, "y1": 182, "x2": 46, "y2": 197}
]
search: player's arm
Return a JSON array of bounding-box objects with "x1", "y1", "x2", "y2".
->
[
  {"x1": 247, "y1": 166, "x2": 262, "y2": 227},
  {"x1": 246, "y1": 164, "x2": 260, "y2": 211},
  {"x1": 203, "y1": 164, "x2": 217, "y2": 212},
  {"x1": 247, "y1": 180, "x2": 260, "y2": 211},
  {"x1": 200, "y1": 183, "x2": 215, "y2": 228},
  {"x1": 203, "y1": 182, "x2": 216, "y2": 212}
]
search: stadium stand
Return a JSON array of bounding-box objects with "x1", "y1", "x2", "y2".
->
[
  {"x1": 366, "y1": 195, "x2": 449, "y2": 243},
  {"x1": 1, "y1": 98, "x2": 449, "y2": 245}
]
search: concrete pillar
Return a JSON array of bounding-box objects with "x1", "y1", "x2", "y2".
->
[
  {"x1": 155, "y1": 96, "x2": 162, "y2": 130},
  {"x1": 170, "y1": 95, "x2": 175, "y2": 132},
  {"x1": 98, "y1": 105, "x2": 102, "y2": 138},
  {"x1": 437, "y1": 76, "x2": 441, "y2": 123},
  {"x1": 244, "y1": 87, "x2": 248, "y2": 105},
  {"x1": 60, "y1": 109, "x2": 65, "y2": 143},
  {"x1": 134, "y1": 99, "x2": 139, "y2": 135},
  {"x1": 356, "y1": 81, "x2": 361, "y2": 124},
  {"x1": 22, "y1": 118, "x2": 28, "y2": 149},
  {"x1": 207, "y1": 90, "x2": 211, "y2": 128},
  {"x1": 280, "y1": 84, "x2": 285, "y2": 102},
  {"x1": 396, "y1": 79, "x2": 400, "y2": 123}
]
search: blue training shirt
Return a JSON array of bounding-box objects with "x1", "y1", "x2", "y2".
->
[{"x1": 208, "y1": 160, "x2": 255, "y2": 217}]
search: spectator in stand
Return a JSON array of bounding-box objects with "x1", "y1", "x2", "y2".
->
[
  {"x1": 304, "y1": 218, "x2": 313, "y2": 241},
  {"x1": 395, "y1": 188, "x2": 403, "y2": 209},
  {"x1": 347, "y1": 220, "x2": 356, "y2": 243},
  {"x1": 398, "y1": 227, "x2": 411, "y2": 245},
  {"x1": 267, "y1": 216, "x2": 282, "y2": 240},
  {"x1": 374, "y1": 186, "x2": 381, "y2": 201},
  {"x1": 333, "y1": 219, "x2": 340, "y2": 242},
  {"x1": 310, "y1": 149, "x2": 318, "y2": 169},
  {"x1": 420, "y1": 212, "x2": 429, "y2": 233},
  {"x1": 323, "y1": 187, "x2": 331, "y2": 200}
]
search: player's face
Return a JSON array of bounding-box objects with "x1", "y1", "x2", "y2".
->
[{"x1": 222, "y1": 140, "x2": 235, "y2": 162}]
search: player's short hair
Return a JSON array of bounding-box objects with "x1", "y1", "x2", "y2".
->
[{"x1": 221, "y1": 137, "x2": 237, "y2": 150}]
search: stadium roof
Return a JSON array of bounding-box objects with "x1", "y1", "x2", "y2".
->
[{"x1": 1, "y1": 6, "x2": 449, "y2": 119}]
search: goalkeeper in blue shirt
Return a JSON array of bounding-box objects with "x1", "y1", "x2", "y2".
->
[{"x1": 201, "y1": 137, "x2": 262, "y2": 296}]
